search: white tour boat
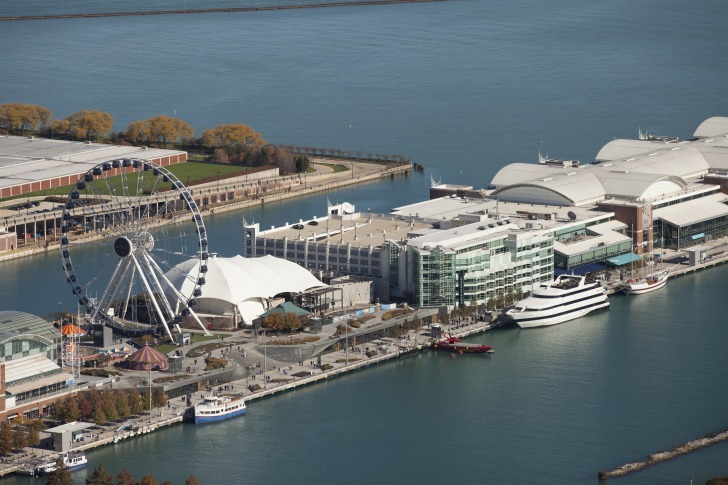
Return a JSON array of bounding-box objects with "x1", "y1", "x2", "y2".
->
[
  {"x1": 35, "y1": 450, "x2": 88, "y2": 475},
  {"x1": 620, "y1": 270, "x2": 668, "y2": 295},
  {"x1": 194, "y1": 394, "x2": 247, "y2": 424},
  {"x1": 506, "y1": 274, "x2": 609, "y2": 328}
]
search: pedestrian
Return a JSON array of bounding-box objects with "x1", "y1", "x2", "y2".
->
[{"x1": 194, "y1": 359, "x2": 197, "y2": 365}]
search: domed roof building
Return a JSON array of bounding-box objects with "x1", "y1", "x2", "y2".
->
[{"x1": 164, "y1": 255, "x2": 327, "y2": 327}]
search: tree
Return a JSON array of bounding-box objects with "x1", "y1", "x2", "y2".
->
[
  {"x1": 126, "y1": 115, "x2": 194, "y2": 147},
  {"x1": 262, "y1": 312, "x2": 286, "y2": 332},
  {"x1": 138, "y1": 475, "x2": 160, "y2": 485},
  {"x1": 152, "y1": 389, "x2": 167, "y2": 408},
  {"x1": 48, "y1": 401, "x2": 63, "y2": 423},
  {"x1": 78, "y1": 394, "x2": 94, "y2": 420},
  {"x1": 27, "y1": 421, "x2": 42, "y2": 447},
  {"x1": 295, "y1": 155, "x2": 310, "y2": 173},
  {"x1": 86, "y1": 464, "x2": 114, "y2": 485},
  {"x1": 103, "y1": 394, "x2": 119, "y2": 423},
  {"x1": 116, "y1": 468, "x2": 136, "y2": 485},
  {"x1": 12, "y1": 425, "x2": 26, "y2": 450},
  {"x1": 93, "y1": 407, "x2": 107, "y2": 426},
  {"x1": 65, "y1": 397, "x2": 81, "y2": 422},
  {"x1": 0, "y1": 103, "x2": 51, "y2": 134},
  {"x1": 185, "y1": 477, "x2": 200, "y2": 485},
  {"x1": 52, "y1": 109, "x2": 113, "y2": 141},
  {"x1": 114, "y1": 390, "x2": 130, "y2": 420},
  {"x1": 128, "y1": 388, "x2": 144, "y2": 416},
  {"x1": 45, "y1": 457, "x2": 73, "y2": 485},
  {"x1": 199, "y1": 123, "x2": 265, "y2": 149},
  {"x1": 0, "y1": 422, "x2": 11, "y2": 455}
]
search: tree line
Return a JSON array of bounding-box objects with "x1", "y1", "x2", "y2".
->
[
  {"x1": 0, "y1": 103, "x2": 310, "y2": 175},
  {"x1": 48, "y1": 388, "x2": 167, "y2": 426},
  {"x1": 45, "y1": 461, "x2": 200, "y2": 485},
  {"x1": 0, "y1": 102, "x2": 413, "y2": 176}
]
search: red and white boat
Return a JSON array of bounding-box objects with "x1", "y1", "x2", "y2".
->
[
  {"x1": 433, "y1": 336, "x2": 494, "y2": 354},
  {"x1": 620, "y1": 270, "x2": 668, "y2": 295}
]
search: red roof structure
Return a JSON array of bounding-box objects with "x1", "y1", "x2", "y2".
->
[
  {"x1": 127, "y1": 345, "x2": 169, "y2": 371},
  {"x1": 60, "y1": 324, "x2": 85, "y2": 335}
]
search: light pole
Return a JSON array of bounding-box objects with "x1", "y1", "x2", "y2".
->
[
  {"x1": 148, "y1": 363, "x2": 152, "y2": 422},
  {"x1": 261, "y1": 330, "x2": 267, "y2": 388}
]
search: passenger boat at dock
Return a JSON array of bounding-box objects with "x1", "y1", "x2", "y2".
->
[
  {"x1": 433, "y1": 336, "x2": 494, "y2": 353},
  {"x1": 506, "y1": 274, "x2": 609, "y2": 328},
  {"x1": 619, "y1": 270, "x2": 668, "y2": 295},
  {"x1": 194, "y1": 394, "x2": 247, "y2": 424},
  {"x1": 26, "y1": 450, "x2": 88, "y2": 476}
]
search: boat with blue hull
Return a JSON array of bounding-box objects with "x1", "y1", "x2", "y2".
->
[{"x1": 194, "y1": 394, "x2": 247, "y2": 424}]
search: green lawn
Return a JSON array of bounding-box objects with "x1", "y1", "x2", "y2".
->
[
  {"x1": 0, "y1": 162, "x2": 267, "y2": 204},
  {"x1": 317, "y1": 162, "x2": 350, "y2": 173}
]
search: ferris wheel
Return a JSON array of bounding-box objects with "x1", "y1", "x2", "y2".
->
[{"x1": 59, "y1": 158, "x2": 210, "y2": 340}]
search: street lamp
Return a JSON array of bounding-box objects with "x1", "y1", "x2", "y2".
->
[{"x1": 261, "y1": 330, "x2": 267, "y2": 388}]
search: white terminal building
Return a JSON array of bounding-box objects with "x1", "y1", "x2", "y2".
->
[{"x1": 244, "y1": 116, "x2": 728, "y2": 309}]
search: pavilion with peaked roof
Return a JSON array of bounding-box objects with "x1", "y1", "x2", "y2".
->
[{"x1": 127, "y1": 345, "x2": 169, "y2": 371}]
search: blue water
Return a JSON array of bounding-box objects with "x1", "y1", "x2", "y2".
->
[{"x1": 1, "y1": 0, "x2": 728, "y2": 483}]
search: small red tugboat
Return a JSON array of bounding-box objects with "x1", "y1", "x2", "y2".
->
[{"x1": 433, "y1": 336, "x2": 494, "y2": 354}]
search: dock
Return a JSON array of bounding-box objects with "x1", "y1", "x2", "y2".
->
[{"x1": 0, "y1": 413, "x2": 184, "y2": 477}]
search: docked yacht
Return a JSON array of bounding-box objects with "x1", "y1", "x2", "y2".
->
[{"x1": 506, "y1": 274, "x2": 609, "y2": 328}]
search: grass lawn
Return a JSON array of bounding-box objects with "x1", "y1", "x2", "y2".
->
[
  {"x1": 0, "y1": 162, "x2": 269, "y2": 204},
  {"x1": 191, "y1": 333, "x2": 230, "y2": 343},
  {"x1": 317, "y1": 162, "x2": 350, "y2": 173}
]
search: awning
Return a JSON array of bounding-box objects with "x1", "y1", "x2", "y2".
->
[
  {"x1": 606, "y1": 253, "x2": 642, "y2": 266},
  {"x1": 5, "y1": 372, "x2": 73, "y2": 395},
  {"x1": 691, "y1": 233, "x2": 705, "y2": 240}
]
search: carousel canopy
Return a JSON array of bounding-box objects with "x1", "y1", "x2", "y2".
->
[
  {"x1": 127, "y1": 345, "x2": 169, "y2": 371},
  {"x1": 60, "y1": 324, "x2": 85, "y2": 335}
]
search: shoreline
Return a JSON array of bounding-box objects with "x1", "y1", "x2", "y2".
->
[
  {"x1": 0, "y1": 0, "x2": 446, "y2": 22},
  {"x1": 0, "y1": 160, "x2": 410, "y2": 263}
]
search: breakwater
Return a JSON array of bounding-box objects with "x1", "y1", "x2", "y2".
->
[
  {"x1": 599, "y1": 427, "x2": 728, "y2": 480},
  {"x1": 0, "y1": 0, "x2": 446, "y2": 22}
]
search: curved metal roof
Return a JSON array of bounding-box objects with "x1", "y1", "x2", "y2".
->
[
  {"x1": 594, "y1": 139, "x2": 670, "y2": 162},
  {"x1": 490, "y1": 163, "x2": 568, "y2": 188},
  {"x1": 0, "y1": 311, "x2": 61, "y2": 342},
  {"x1": 693, "y1": 117, "x2": 728, "y2": 138},
  {"x1": 604, "y1": 145, "x2": 709, "y2": 178},
  {"x1": 597, "y1": 171, "x2": 687, "y2": 200},
  {"x1": 493, "y1": 169, "x2": 605, "y2": 206}
]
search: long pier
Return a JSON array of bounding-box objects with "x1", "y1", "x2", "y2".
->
[
  {"x1": 599, "y1": 428, "x2": 728, "y2": 480},
  {"x1": 0, "y1": 0, "x2": 446, "y2": 22}
]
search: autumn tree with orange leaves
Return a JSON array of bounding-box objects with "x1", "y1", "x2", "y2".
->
[
  {"x1": 0, "y1": 103, "x2": 51, "y2": 134},
  {"x1": 126, "y1": 115, "x2": 194, "y2": 147},
  {"x1": 51, "y1": 109, "x2": 114, "y2": 141}
]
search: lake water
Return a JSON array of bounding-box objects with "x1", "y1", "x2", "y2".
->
[{"x1": 1, "y1": 0, "x2": 728, "y2": 483}]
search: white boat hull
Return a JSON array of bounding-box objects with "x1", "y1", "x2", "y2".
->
[
  {"x1": 622, "y1": 274, "x2": 668, "y2": 295},
  {"x1": 513, "y1": 301, "x2": 610, "y2": 328}
]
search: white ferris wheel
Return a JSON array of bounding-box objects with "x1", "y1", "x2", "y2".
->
[{"x1": 59, "y1": 158, "x2": 210, "y2": 340}]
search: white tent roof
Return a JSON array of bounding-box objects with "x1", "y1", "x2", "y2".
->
[{"x1": 164, "y1": 255, "x2": 326, "y2": 324}]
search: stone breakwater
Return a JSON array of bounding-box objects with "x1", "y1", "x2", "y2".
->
[
  {"x1": 0, "y1": 0, "x2": 446, "y2": 21},
  {"x1": 599, "y1": 427, "x2": 728, "y2": 479}
]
